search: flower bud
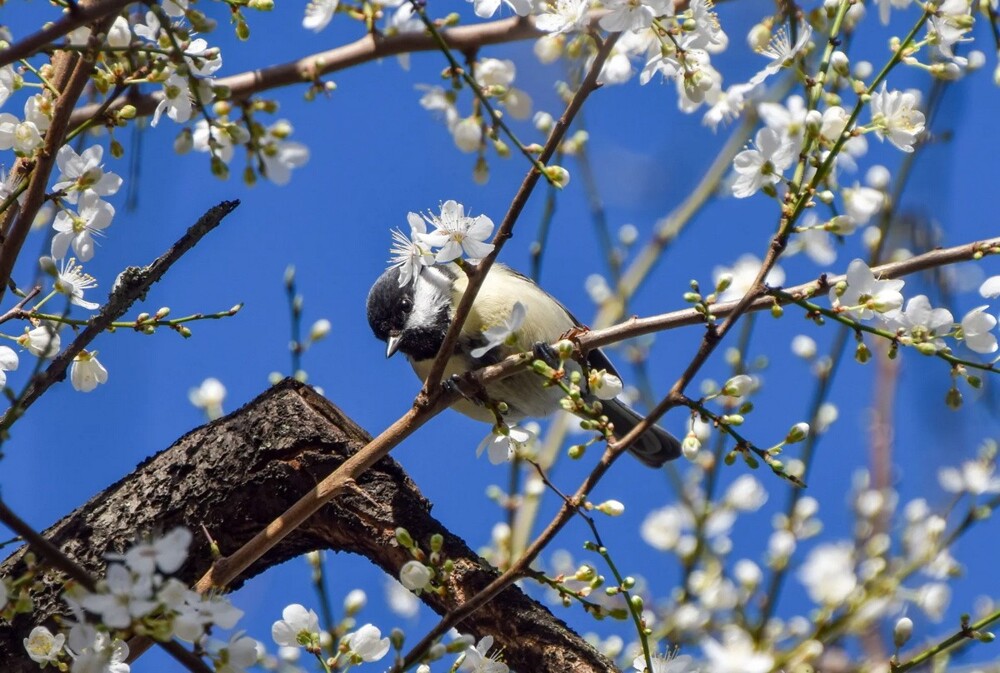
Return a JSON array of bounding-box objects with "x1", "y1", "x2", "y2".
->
[
  {"x1": 682, "y1": 434, "x2": 701, "y2": 460},
  {"x1": 395, "y1": 527, "x2": 414, "y2": 549},
  {"x1": 830, "y1": 50, "x2": 850, "y2": 76},
  {"x1": 785, "y1": 422, "x2": 810, "y2": 444},
  {"x1": 595, "y1": 500, "x2": 625, "y2": 516},
  {"x1": 399, "y1": 560, "x2": 433, "y2": 591},
  {"x1": 893, "y1": 617, "x2": 913, "y2": 647},
  {"x1": 309, "y1": 319, "x2": 331, "y2": 342},
  {"x1": 544, "y1": 165, "x2": 570, "y2": 188},
  {"x1": 343, "y1": 589, "x2": 367, "y2": 614},
  {"x1": 722, "y1": 374, "x2": 753, "y2": 397}
]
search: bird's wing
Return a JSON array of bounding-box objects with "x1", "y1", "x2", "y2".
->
[{"x1": 490, "y1": 265, "x2": 622, "y2": 379}]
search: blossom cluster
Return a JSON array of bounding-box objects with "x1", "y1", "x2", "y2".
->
[
  {"x1": 21, "y1": 527, "x2": 252, "y2": 673},
  {"x1": 831, "y1": 258, "x2": 999, "y2": 356}
]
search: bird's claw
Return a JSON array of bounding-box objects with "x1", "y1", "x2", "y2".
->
[
  {"x1": 532, "y1": 341, "x2": 561, "y2": 368},
  {"x1": 442, "y1": 374, "x2": 488, "y2": 406}
]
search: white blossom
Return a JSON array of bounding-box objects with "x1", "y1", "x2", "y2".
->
[
  {"x1": 0, "y1": 346, "x2": 19, "y2": 387},
  {"x1": 588, "y1": 369, "x2": 624, "y2": 400},
  {"x1": 468, "y1": 0, "x2": 532, "y2": 19},
  {"x1": 107, "y1": 16, "x2": 132, "y2": 48},
  {"x1": 714, "y1": 254, "x2": 785, "y2": 301},
  {"x1": 870, "y1": 84, "x2": 925, "y2": 152},
  {"x1": 24, "y1": 626, "x2": 65, "y2": 664},
  {"x1": 52, "y1": 144, "x2": 122, "y2": 202},
  {"x1": 731, "y1": 128, "x2": 796, "y2": 198},
  {"x1": 122, "y1": 527, "x2": 192, "y2": 576},
  {"x1": 980, "y1": 275, "x2": 1000, "y2": 299},
  {"x1": 189, "y1": 377, "x2": 227, "y2": 419},
  {"x1": 633, "y1": 652, "x2": 698, "y2": 673},
  {"x1": 600, "y1": 0, "x2": 673, "y2": 32},
  {"x1": 79, "y1": 563, "x2": 157, "y2": 629},
  {"x1": 0, "y1": 113, "x2": 43, "y2": 154},
  {"x1": 747, "y1": 22, "x2": 812, "y2": 87},
  {"x1": 385, "y1": 578, "x2": 420, "y2": 617},
  {"x1": 390, "y1": 217, "x2": 434, "y2": 287},
  {"x1": 461, "y1": 635, "x2": 509, "y2": 672},
  {"x1": 477, "y1": 424, "x2": 534, "y2": 465},
  {"x1": 960, "y1": 305, "x2": 998, "y2": 354},
  {"x1": 452, "y1": 117, "x2": 483, "y2": 153},
  {"x1": 52, "y1": 191, "x2": 114, "y2": 261},
  {"x1": 798, "y1": 542, "x2": 857, "y2": 606},
  {"x1": 303, "y1": 0, "x2": 339, "y2": 31},
  {"x1": 71, "y1": 350, "x2": 108, "y2": 392},
  {"x1": 939, "y1": 460, "x2": 1000, "y2": 495},
  {"x1": 885, "y1": 295, "x2": 953, "y2": 351},
  {"x1": 724, "y1": 475, "x2": 768, "y2": 511},
  {"x1": 700, "y1": 627, "x2": 773, "y2": 673},
  {"x1": 343, "y1": 624, "x2": 390, "y2": 663},
  {"x1": 535, "y1": 0, "x2": 590, "y2": 34},
  {"x1": 272, "y1": 604, "x2": 320, "y2": 649},
  {"x1": 470, "y1": 301, "x2": 526, "y2": 358},
  {"x1": 152, "y1": 73, "x2": 193, "y2": 126},
  {"x1": 831, "y1": 258, "x2": 904, "y2": 320},
  {"x1": 207, "y1": 632, "x2": 258, "y2": 673},
  {"x1": 418, "y1": 200, "x2": 495, "y2": 262}
]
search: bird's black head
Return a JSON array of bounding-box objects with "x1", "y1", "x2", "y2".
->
[{"x1": 366, "y1": 266, "x2": 452, "y2": 361}]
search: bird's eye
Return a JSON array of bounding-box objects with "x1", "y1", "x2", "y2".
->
[{"x1": 399, "y1": 298, "x2": 413, "y2": 313}]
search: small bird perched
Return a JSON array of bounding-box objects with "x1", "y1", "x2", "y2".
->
[{"x1": 366, "y1": 262, "x2": 682, "y2": 468}]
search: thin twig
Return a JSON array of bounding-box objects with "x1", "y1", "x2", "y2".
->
[{"x1": 0, "y1": 200, "x2": 240, "y2": 432}]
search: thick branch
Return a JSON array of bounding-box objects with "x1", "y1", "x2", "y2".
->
[
  {"x1": 69, "y1": 15, "x2": 553, "y2": 127},
  {"x1": 0, "y1": 380, "x2": 614, "y2": 673}
]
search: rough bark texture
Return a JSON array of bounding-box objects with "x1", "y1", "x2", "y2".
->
[{"x1": 0, "y1": 379, "x2": 615, "y2": 673}]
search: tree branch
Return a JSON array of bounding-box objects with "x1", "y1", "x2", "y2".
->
[
  {"x1": 68, "y1": 15, "x2": 556, "y2": 127},
  {"x1": 0, "y1": 380, "x2": 615, "y2": 673},
  {"x1": 0, "y1": 0, "x2": 134, "y2": 68}
]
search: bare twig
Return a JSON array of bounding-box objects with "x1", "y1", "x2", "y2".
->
[{"x1": 0, "y1": 200, "x2": 240, "y2": 432}]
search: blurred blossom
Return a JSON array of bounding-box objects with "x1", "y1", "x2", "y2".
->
[
  {"x1": 714, "y1": 255, "x2": 785, "y2": 302},
  {"x1": 700, "y1": 626, "x2": 773, "y2": 673},
  {"x1": 798, "y1": 542, "x2": 857, "y2": 606},
  {"x1": 385, "y1": 578, "x2": 420, "y2": 618}
]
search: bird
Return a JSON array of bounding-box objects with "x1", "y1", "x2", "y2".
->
[{"x1": 366, "y1": 262, "x2": 682, "y2": 467}]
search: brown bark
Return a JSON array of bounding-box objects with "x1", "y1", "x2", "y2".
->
[{"x1": 0, "y1": 379, "x2": 615, "y2": 673}]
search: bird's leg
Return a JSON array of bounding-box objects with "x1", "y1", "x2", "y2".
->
[
  {"x1": 442, "y1": 373, "x2": 486, "y2": 404},
  {"x1": 442, "y1": 374, "x2": 509, "y2": 425}
]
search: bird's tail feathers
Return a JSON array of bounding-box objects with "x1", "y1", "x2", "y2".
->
[{"x1": 600, "y1": 398, "x2": 682, "y2": 468}]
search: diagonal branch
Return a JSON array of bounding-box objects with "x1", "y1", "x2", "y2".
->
[
  {"x1": 0, "y1": 199, "x2": 240, "y2": 433},
  {"x1": 0, "y1": 381, "x2": 614, "y2": 673}
]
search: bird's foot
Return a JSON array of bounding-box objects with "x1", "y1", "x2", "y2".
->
[
  {"x1": 532, "y1": 341, "x2": 562, "y2": 368},
  {"x1": 442, "y1": 373, "x2": 488, "y2": 407}
]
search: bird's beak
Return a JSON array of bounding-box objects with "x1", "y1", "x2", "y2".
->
[{"x1": 386, "y1": 333, "x2": 402, "y2": 358}]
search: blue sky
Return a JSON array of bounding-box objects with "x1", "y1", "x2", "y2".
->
[{"x1": 3, "y1": 0, "x2": 1000, "y2": 669}]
